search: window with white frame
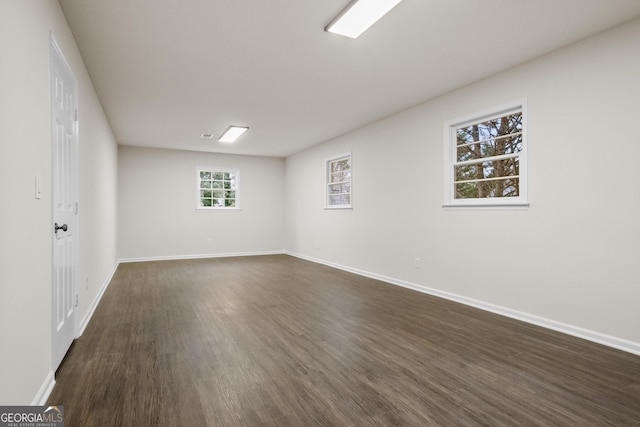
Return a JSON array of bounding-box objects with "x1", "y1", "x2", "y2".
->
[
  {"x1": 445, "y1": 102, "x2": 527, "y2": 207},
  {"x1": 326, "y1": 153, "x2": 351, "y2": 208},
  {"x1": 197, "y1": 167, "x2": 239, "y2": 209}
]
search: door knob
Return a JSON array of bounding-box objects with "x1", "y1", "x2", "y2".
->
[{"x1": 54, "y1": 223, "x2": 68, "y2": 233}]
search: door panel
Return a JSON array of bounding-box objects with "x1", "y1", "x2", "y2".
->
[{"x1": 51, "y1": 36, "x2": 78, "y2": 371}]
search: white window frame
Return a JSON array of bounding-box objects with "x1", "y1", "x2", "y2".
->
[
  {"x1": 325, "y1": 152, "x2": 352, "y2": 209},
  {"x1": 196, "y1": 166, "x2": 240, "y2": 210},
  {"x1": 443, "y1": 100, "x2": 528, "y2": 209}
]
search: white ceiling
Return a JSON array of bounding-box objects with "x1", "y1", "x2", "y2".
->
[{"x1": 58, "y1": 0, "x2": 640, "y2": 158}]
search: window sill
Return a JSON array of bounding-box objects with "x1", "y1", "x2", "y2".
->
[
  {"x1": 443, "y1": 202, "x2": 529, "y2": 211},
  {"x1": 196, "y1": 207, "x2": 242, "y2": 212},
  {"x1": 324, "y1": 206, "x2": 353, "y2": 211}
]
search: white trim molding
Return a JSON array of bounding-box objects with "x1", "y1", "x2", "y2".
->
[
  {"x1": 325, "y1": 152, "x2": 352, "y2": 209},
  {"x1": 195, "y1": 166, "x2": 240, "y2": 210},
  {"x1": 32, "y1": 371, "x2": 55, "y2": 406},
  {"x1": 78, "y1": 260, "x2": 120, "y2": 337},
  {"x1": 286, "y1": 251, "x2": 640, "y2": 356},
  {"x1": 119, "y1": 250, "x2": 286, "y2": 264},
  {"x1": 443, "y1": 98, "x2": 529, "y2": 209}
]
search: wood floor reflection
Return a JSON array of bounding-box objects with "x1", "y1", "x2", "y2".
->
[{"x1": 48, "y1": 255, "x2": 640, "y2": 426}]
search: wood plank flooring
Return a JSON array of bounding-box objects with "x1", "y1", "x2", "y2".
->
[{"x1": 48, "y1": 255, "x2": 640, "y2": 426}]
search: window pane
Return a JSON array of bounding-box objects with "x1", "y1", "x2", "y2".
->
[
  {"x1": 455, "y1": 158, "x2": 519, "y2": 181},
  {"x1": 331, "y1": 159, "x2": 350, "y2": 173},
  {"x1": 456, "y1": 112, "x2": 523, "y2": 162},
  {"x1": 198, "y1": 168, "x2": 239, "y2": 208},
  {"x1": 330, "y1": 171, "x2": 351, "y2": 183},
  {"x1": 457, "y1": 113, "x2": 522, "y2": 142},
  {"x1": 455, "y1": 177, "x2": 520, "y2": 199},
  {"x1": 329, "y1": 194, "x2": 350, "y2": 205},
  {"x1": 448, "y1": 107, "x2": 524, "y2": 203},
  {"x1": 457, "y1": 135, "x2": 522, "y2": 162},
  {"x1": 326, "y1": 155, "x2": 351, "y2": 207},
  {"x1": 329, "y1": 183, "x2": 350, "y2": 194}
]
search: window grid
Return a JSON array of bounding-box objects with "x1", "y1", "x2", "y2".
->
[
  {"x1": 197, "y1": 168, "x2": 238, "y2": 209},
  {"x1": 445, "y1": 103, "x2": 527, "y2": 207},
  {"x1": 326, "y1": 154, "x2": 351, "y2": 208}
]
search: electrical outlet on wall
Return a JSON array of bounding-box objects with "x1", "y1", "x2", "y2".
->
[
  {"x1": 414, "y1": 257, "x2": 421, "y2": 269},
  {"x1": 206, "y1": 238, "x2": 212, "y2": 245}
]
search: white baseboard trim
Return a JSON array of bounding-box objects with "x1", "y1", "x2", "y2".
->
[
  {"x1": 77, "y1": 260, "x2": 120, "y2": 337},
  {"x1": 37, "y1": 260, "x2": 121, "y2": 405},
  {"x1": 286, "y1": 251, "x2": 640, "y2": 356},
  {"x1": 31, "y1": 370, "x2": 55, "y2": 406},
  {"x1": 119, "y1": 250, "x2": 286, "y2": 264}
]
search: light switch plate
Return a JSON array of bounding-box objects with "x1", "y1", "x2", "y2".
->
[{"x1": 35, "y1": 174, "x2": 42, "y2": 199}]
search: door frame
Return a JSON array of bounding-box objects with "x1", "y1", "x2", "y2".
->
[{"x1": 50, "y1": 33, "x2": 79, "y2": 372}]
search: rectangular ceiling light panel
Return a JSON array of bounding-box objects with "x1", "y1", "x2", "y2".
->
[
  {"x1": 325, "y1": 0, "x2": 404, "y2": 39},
  {"x1": 218, "y1": 126, "x2": 249, "y2": 143}
]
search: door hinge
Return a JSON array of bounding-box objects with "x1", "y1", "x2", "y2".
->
[
  {"x1": 75, "y1": 293, "x2": 79, "y2": 307},
  {"x1": 74, "y1": 202, "x2": 79, "y2": 214},
  {"x1": 74, "y1": 109, "x2": 78, "y2": 122}
]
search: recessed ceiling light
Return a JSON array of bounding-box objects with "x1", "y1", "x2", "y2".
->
[
  {"x1": 325, "y1": 0, "x2": 404, "y2": 39},
  {"x1": 218, "y1": 126, "x2": 249, "y2": 143},
  {"x1": 200, "y1": 133, "x2": 214, "y2": 139}
]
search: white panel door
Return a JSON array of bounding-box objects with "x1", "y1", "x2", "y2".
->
[{"x1": 51, "y1": 36, "x2": 78, "y2": 371}]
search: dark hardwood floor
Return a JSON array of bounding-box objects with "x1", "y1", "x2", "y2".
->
[{"x1": 48, "y1": 255, "x2": 640, "y2": 426}]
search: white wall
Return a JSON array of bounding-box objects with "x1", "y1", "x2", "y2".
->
[
  {"x1": 0, "y1": 0, "x2": 118, "y2": 404},
  {"x1": 118, "y1": 146, "x2": 285, "y2": 260},
  {"x1": 0, "y1": 3, "x2": 636, "y2": 407},
  {"x1": 285, "y1": 19, "x2": 640, "y2": 349}
]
